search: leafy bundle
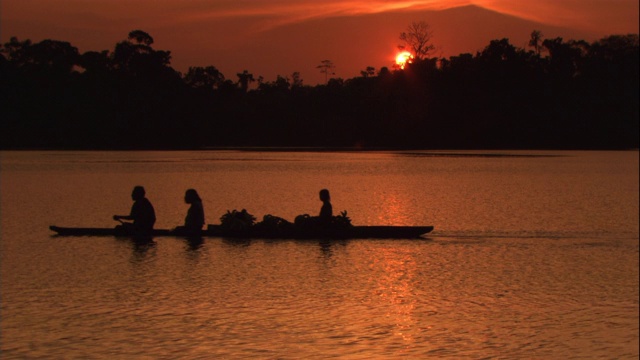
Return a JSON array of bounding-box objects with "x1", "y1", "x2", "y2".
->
[{"x1": 220, "y1": 209, "x2": 352, "y2": 233}]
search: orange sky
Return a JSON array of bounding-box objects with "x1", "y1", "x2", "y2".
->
[{"x1": 1, "y1": 0, "x2": 638, "y2": 84}]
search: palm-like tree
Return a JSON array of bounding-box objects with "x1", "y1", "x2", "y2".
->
[
  {"x1": 317, "y1": 60, "x2": 335, "y2": 84},
  {"x1": 528, "y1": 30, "x2": 544, "y2": 55},
  {"x1": 237, "y1": 70, "x2": 255, "y2": 92}
]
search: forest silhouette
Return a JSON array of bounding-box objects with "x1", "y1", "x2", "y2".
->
[{"x1": 1, "y1": 30, "x2": 638, "y2": 150}]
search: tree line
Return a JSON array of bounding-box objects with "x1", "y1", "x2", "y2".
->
[{"x1": 0, "y1": 29, "x2": 638, "y2": 149}]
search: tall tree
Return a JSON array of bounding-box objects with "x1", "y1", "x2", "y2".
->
[
  {"x1": 1, "y1": 37, "x2": 79, "y2": 74},
  {"x1": 111, "y1": 30, "x2": 173, "y2": 79},
  {"x1": 317, "y1": 60, "x2": 335, "y2": 84},
  {"x1": 236, "y1": 70, "x2": 255, "y2": 92},
  {"x1": 360, "y1": 66, "x2": 376, "y2": 78},
  {"x1": 128, "y1": 30, "x2": 154, "y2": 46},
  {"x1": 1, "y1": 37, "x2": 32, "y2": 66},
  {"x1": 184, "y1": 66, "x2": 225, "y2": 90},
  {"x1": 399, "y1": 21, "x2": 436, "y2": 60},
  {"x1": 291, "y1": 72, "x2": 303, "y2": 88},
  {"x1": 542, "y1": 37, "x2": 588, "y2": 77},
  {"x1": 528, "y1": 30, "x2": 544, "y2": 55},
  {"x1": 480, "y1": 38, "x2": 518, "y2": 62}
]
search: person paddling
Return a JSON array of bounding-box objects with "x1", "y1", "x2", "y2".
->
[{"x1": 113, "y1": 186, "x2": 156, "y2": 235}]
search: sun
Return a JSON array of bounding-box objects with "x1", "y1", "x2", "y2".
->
[{"x1": 395, "y1": 51, "x2": 413, "y2": 69}]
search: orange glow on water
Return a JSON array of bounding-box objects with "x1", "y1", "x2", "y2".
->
[
  {"x1": 370, "y1": 246, "x2": 423, "y2": 346},
  {"x1": 375, "y1": 191, "x2": 413, "y2": 225}
]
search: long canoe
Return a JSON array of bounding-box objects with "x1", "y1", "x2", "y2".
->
[{"x1": 49, "y1": 225, "x2": 434, "y2": 239}]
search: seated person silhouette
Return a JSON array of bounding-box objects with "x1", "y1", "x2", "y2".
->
[
  {"x1": 318, "y1": 188, "x2": 333, "y2": 226},
  {"x1": 174, "y1": 189, "x2": 205, "y2": 236},
  {"x1": 113, "y1": 186, "x2": 156, "y2": 236}
]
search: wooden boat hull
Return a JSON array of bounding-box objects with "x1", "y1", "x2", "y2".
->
[{"x1": 49, "y1": 225, "x2": 433, "y2": 239}]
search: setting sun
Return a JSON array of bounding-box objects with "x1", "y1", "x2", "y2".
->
[{"x1": 395, "y1": 51, "x2": 413, "y2": 69}]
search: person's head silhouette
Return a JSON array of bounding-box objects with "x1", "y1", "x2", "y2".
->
[
  {"x1": 185, "y1": 189, "x2": 201, "y2": 204},
  {"x1": 319, "y1": 189, "x2": 330, "y2": 202},
  {"x1": 132, "y1": 186, "x2": 146, "y2": 201}
]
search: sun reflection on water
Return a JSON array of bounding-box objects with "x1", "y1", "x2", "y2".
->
[
  {"x1": 375, "y1": 192, "x2": 412, "y2": 225},
  {"x1": 369, "y1": 246, "x2": 424, "y2": 349}
]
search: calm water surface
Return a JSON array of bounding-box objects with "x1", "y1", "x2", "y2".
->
[{"x1": 1, "y1": 150, "x2": 638, "y2": 359}]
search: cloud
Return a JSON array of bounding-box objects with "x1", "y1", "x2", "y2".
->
[
  {"x1": 162, "y1": 0, "x2": 637, "y2": 37},
  {"x1": 4, "y1": 0, "x2": 636, "y2": 38},
  {"x1": 171, "y1": 0, "x2": 472, "y2": 32},
  {"x1": 470, "y1": 0, "x2": 639, "y2": 34}
]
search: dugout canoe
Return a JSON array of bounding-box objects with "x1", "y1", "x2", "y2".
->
[{"x1": 49, "y1": 225, "x2": 433, "y2": 239}]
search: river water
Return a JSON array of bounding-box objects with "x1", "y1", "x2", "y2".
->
[{"x1": 1, "y1": 150, "x2": 638, "y2": 359}]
